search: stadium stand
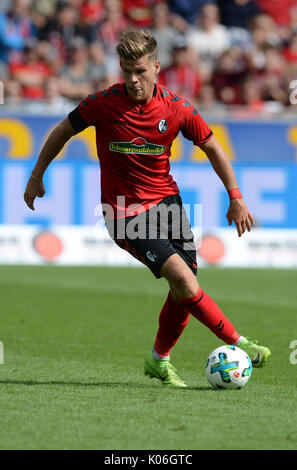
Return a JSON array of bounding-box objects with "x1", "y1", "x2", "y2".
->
[{"x1": 0, "y1": 0, "x2": 296, "y2": 115}]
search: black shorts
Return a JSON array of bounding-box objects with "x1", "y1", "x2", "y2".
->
[{"x1": 105, "y1": 194, "x2": 197, "y2": 279}]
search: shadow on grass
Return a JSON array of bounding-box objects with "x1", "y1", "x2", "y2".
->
[{"x1": 0, "y1": 379, "x2": 214, "y2": 391}]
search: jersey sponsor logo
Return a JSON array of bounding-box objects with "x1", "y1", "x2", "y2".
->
[
  {"x1": 158, "y1": 119, "x2": 168, "y2": 133},
  {"x1": 109, "y1": 137, "x2": 166, "y2": 155}
]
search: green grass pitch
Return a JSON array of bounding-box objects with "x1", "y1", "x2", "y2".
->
[{"x1": 0, "y1": 265, "x2": 296, "y2": 450}]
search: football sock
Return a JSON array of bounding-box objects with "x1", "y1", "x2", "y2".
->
[
  {"x1": 235, "y1": 335, "x2": 245, "y2": 345},
  {"x1": 180, "y1": 287, "x2": 240, "y2": 345},
  {"x1": 153, "y1": 292, "x2": 190, "y2": 358},
  {"x1": 152, "y1": 348, "x2": 169, "y2": 361}
]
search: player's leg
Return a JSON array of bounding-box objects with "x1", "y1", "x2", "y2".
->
[
  {"x1": 143, "y1": 284, "x2": 190, "y2": 387},
  {"x1": 163, "y1": 195, "x2": 271, "y2": 368},
  {"x1": 105, "y1": 211, "x2": 190, "y2": 386},
  {"x1": 145, "y1": 250, "x2": 240, "y2": 388},
  {"x1": 160, "y1": 253, "x2": 241, "y2": 344},
  {"x1": 160, "y1": 254, "x2": 271, "y2": 367},
  {"x1": 152, "y1": 289, "x2": 190, "y2": 359}
]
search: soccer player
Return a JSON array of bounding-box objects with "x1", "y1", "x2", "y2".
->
[{"x1": 24, "y1": 30, "x2": 271, "y2": 387}]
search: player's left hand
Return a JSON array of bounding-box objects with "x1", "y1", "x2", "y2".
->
[{"x1": 226, "y1": 199, "x2": 254, "y2": 237}]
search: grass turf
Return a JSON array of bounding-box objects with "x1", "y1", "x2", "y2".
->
[{"x1": 0, "y1": 265, "x2": 296, "y2": 450}]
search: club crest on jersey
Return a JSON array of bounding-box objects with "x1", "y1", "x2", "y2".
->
[
  {"x1": 158, "y1": 119, "x2": 168, "y2": 133},
  {"x1": 109, "y1": 137, "x2": 166, "y2": 155}
]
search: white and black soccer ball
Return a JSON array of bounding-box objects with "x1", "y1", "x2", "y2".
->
[{"x1": 205, "y1": 345, "x2": 252, "y2": 390}]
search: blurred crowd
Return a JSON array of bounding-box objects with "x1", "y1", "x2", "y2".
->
[{"x1": 1, "y1": 0, "x2": 297, "y2": 115}]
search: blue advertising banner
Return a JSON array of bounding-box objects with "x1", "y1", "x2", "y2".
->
[
  {"x1": 1, "y1": 115, "x2": 297, "y2": 162},
  {"x1": 0, "y1": 115, "x2": 296, "y2": 228}
]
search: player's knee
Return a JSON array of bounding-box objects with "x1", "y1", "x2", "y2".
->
[
  {"x1": 161, "y1": 254, "x2": 198, "y2": 299},
  {"x1": 171, "y1": 274, "x2": 198, "y2": 299}
]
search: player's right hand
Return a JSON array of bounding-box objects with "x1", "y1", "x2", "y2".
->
[
  {"x1": 24, "y1": 176, "x2": 46, "y2": 211},
  {"x1": 226, "y1": 198, "x2": 254, "y2": 237}
]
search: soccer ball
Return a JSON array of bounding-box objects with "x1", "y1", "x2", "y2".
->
[{"x1": 205, "y1": 345, "x2": 252, "y2": 390}]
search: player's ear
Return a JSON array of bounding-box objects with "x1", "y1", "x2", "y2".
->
[{"x1": 154, "y1": 60, "x2": 161, "y2": 75}]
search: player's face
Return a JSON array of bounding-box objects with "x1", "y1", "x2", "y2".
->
[{"x1": 120, "y1": 54, "x2": 160, "y2": 104}]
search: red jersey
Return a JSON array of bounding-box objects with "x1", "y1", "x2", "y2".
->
[{"x1": 68, "y1": 82, "x2": 213, "y2": 218}]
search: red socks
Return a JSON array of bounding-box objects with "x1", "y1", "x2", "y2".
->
[
  {"x1": 180, "y1": 287, "x2": 240, "y2": 345},
  {"x1": 153, "y1": 287, "x2": 240, "y2": 358},
  {"x1": 153, "y1": 292, "x2": 189, "y2": 357}
]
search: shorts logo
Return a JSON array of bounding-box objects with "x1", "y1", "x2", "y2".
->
[
  {"x1": 146, "y1": 251, "x2": 158, "y2": 262},
  {"x1": 158, "y1": 119, "x2": 168, "y2": 133}
]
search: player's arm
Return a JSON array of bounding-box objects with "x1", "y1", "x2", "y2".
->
[
  {"x1": 24, "y1": 117, "x2": 78, "y2": 211},
  {"x1": 200, "y1": 135, "x2": 254, "y2": 237}
]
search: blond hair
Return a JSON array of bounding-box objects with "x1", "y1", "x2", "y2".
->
[{"x1": 116, "y1": 30, "x2": 158, "y2": 62}]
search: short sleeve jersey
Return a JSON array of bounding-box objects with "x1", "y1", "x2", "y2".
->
[{"x1": 68, "y1": 82, "x2": 213, "y2": 218}]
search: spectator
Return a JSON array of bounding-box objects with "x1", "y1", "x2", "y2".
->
[
  {"x1": 158, "y1": 35, "x2": 202, "y2": 103},
  {"x1": 212, "y1": 49, "x2": 248, "y2": 105},
  {"x1": 9, "y1": 38, "x2": 53, "y2": 99},
  {"x1": 0, "y1": 60, "x2": 9, "y2": 80},
  {"x1": 237, "y1": 72, "x2": 285, "y2": 115},
  {"x1": 43, "y1": 76, "x2": 76, "y2": 112},
  {"x1": 247, "y1": 13, "x2": 282, "y2": 73},
  {"x1": 249, "y1": 13, "x2": 281, "y2": 49},
  {"x1": 168, "y1": 0, "x2": 215, "y2": 32},
  {"x1": 38, "y1": 1, "x2": 80, "y2": 67},
  {"x1": 291, "y1": 4, "x2": 297, "y2": 32},
  {"x1": 78, "y1": 0, "x2": 105, "y2": 44},
  {"x1": 240, "y1": 74, "x2": 265, "y2": 111},
  {"x1": 95, "y1": 0, "x2": 129, "y2": 83},
  {"x1": 32, "y1": 0, "x2": 58, "y2": 19},
  {"x1": 3, "y1": 78, "x2": 23, "y2": 105},
  {"x1": 217, "y1": 0, "x2": 261, "y2": 30},
  {"x1": 255, "y1": 0, "x2": 297, "y2": 42},
  {"x1": 149, "y1": 2, "x2": 178, "y2": 68},
  {"x1": 283, "y1": 32, "x2": 297, "y2": 64},
  {"x1": 96, "y1": 0, "x2": 128, "y2": 54},
  {"x1": 122, "y1": 0, "x2": 158, "y2": 29},
  {"x1": 186, "y1": 3, "x2": 230, "y2": 73},
  {"x1": 0, "y1": 0, "x2": 37, "y2": 64},
  {"x1": 216, "y1": 0, "x2": 256, "y2": 52},
  {"x1": 255, "y1": 0, "x2": 297, "y2": 27},
  {"x1": 68, "y1": 0, "x2": 84, "y2": 7},
  {"x1": 198, "y1": 83, "x2": 225, "y2": 111},
  {"x1": 80, "y1": 0, "x2": 105, "y2": 26},
  {"x1": 259, "y1": 45, "x2": 288, "y2": 105},
  {"x1": 245, "y1": 13, "x2": 291, "y2": 108},
  {"x1": 58, "y1": 36, "x2": 104, "y2": 99}
]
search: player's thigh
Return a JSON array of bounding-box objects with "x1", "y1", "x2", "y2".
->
[{"x1": 115, "y1": 236, "x2": 177, "y2": 279}]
